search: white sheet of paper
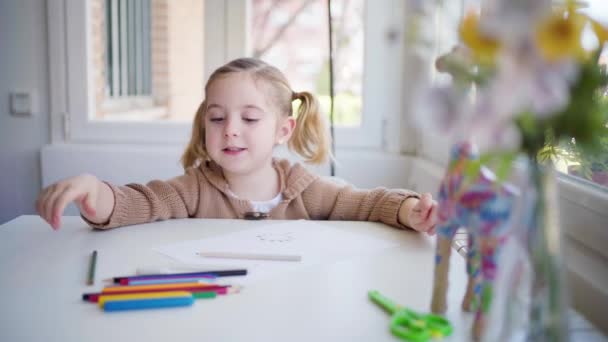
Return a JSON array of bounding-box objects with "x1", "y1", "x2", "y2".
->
[{"x1": 154, "y1": 220, "x2": 401, "y2": 283}]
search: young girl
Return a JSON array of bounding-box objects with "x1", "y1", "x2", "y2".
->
[{"x1": 36, "y1": 58, "x2": 437, "y2": 234}]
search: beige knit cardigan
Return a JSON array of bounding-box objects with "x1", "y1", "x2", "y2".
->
[{"x1": 88, "y1": 158, "x2": 419, "y2": 230}]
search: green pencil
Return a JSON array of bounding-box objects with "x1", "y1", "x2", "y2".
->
[{"x1": 87, "y1": 250, "x2": 97, "y2": 286}]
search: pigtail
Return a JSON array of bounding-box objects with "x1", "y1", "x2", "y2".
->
[
  {"x1": 180, "y1": 100, "x2": 208, "y2": 170},
  {"x1": 288, "y1": 91, "x2": 331, "y2": 164}
]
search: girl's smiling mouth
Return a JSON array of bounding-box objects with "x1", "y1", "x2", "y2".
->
[{"x1": 223, "y1": 147, "x2": 247, "y2": 155}]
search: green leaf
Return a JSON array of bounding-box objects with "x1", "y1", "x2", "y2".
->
[{"x1": 495, "y1": 153, "x2": 516, "y2": 182}]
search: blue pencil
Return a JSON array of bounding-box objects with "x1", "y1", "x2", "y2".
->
[{"x1": 103, "y1": 296, "x2": 194, "y2": 311}]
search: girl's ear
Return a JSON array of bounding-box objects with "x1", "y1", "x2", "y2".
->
[{"x1": 276, "y1": 116, "x2": 296, "y2": 145}]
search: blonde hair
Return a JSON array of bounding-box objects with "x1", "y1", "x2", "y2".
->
[{"x1": 181, "y1": 58, "x2": 331, "y2": 169}]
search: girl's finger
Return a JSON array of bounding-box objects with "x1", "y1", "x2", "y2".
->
[
  {"x1": 35, "y1": 188, "x2": 48, "y2": 219},
  {"x1": 42, "y1": 185, "x2": 61, "y2": 228},
  {"x1": 52, "y1": 186, "x2": 83, "y2": 229},
  {"x1": 79, "y1": 192, "x2": 97, "y2": 216},
  {"x1": 418, "y1": 205, "x2": 438, "y2": 232},
  {"x1": 420, "y1": 220, "x2": 434, "y2": 232},
  {"x1": 426, "y1": 201, "x2": 438, "y2": 223},
  {"x1": 48, "y1": 184, "x2": 71, "y2": 229},
  {"x1": 415, "y1": 193, "x2": 433, "y2": 214},
  {"x1": 411, "y1": 216, "x2": 430, "y2": 232}
]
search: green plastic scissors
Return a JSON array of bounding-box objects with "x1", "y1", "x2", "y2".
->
[{"x1": 368, "y1": 290, "x2": 453, "y2": 342}]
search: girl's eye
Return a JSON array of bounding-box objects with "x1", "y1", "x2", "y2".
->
[
  {"x1": 243, "y1": 118, "x2": 259, "y2": 123},
  {"x1": 209, "y1": 117, "x2": 224, "y2": 122}
]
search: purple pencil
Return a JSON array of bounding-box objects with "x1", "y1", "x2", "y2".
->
[{"x1": 113, "y1": 269, "x2": 247, "y2": 284}]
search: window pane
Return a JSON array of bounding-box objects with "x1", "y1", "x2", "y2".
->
[
  {"x1": 553, "y1": 0, "x2": 608, "y2": 189},
  {"x1": 250, "y1": 0, "x2": 364, "y2": 127},
  {"x1": 91, "y1": 0, "x2": 204, "y2": 122},
  {"x1": 430, "y1": 0, "x2": 469, "y2": 86}
]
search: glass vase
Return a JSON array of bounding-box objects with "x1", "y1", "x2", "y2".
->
[
  {"x1": 485, "y1": 159, "x2": 570, "y2": 341},
  {"x1": 525, "y1": 161, "x2": 569, "y2": 341}
]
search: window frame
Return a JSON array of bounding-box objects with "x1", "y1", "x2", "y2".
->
[{"x1": 48, "y1": 0, "x2": 402, "y2": 148}]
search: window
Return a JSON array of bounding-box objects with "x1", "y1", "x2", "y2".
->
[
  {"x1": 414, "y1": 0, "x2": 469, "y2": 164},
  {"x1": 91, "y1": 0, "x2": 204, "y2": 123},
  {"x1": 101, "y1": 0, "x2": 154, "y2": 117},
  {"x1": 247, "y1": 0, "x2": 403, "y2": 148},
  {"x1": 50, "y1": 0, "x2": 401, "y2": 148},
  {"x1": 250, "y1": 0, "x2": 364, "y2": 127},
  {"x1": 415, "y1": 0, "x2": 608, "y2": 194},
  {"x1": 49, "y1": 0, "x2": 205, "y2": 144},
  {"x1": 104, "y1": 0, "x2": 152, "y2": 99},
  {"x1": 551, "y1": 0, "x2": 608, "y2": 190}
]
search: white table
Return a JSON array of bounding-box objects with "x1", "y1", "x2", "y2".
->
[{"x1": 0, "y1": 215, "x2": 596, "y2": 342}]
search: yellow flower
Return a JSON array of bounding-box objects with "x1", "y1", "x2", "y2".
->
[
  {"x1": 536, "y1": 11, "x2": 587, "y2": 62},
  {"x1": 590, "y1": 19, "x2": 608, "y2": 47},
  {"x1": 459, "y1": 12, "x2": 500, "y2": 65}
]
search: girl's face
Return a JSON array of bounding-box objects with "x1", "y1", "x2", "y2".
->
[{"x1": 204, "y1": 72, "x2": 294, "y2": 176}]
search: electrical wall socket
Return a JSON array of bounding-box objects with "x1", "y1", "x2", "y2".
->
[{"x1": 9, "y1": 90, "x2": 37, "y2": 117}]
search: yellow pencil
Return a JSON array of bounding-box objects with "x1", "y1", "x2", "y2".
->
[
  {"x1": 102, "y1": 282, "x2": 214, "y2": 293},
  {"x1": 98, "y1": 291, "x2": 192, "y2": 307}
]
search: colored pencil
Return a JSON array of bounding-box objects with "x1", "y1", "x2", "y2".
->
[
  {"x1": 192, "y1": 291, "x2": 218, "y2": 299},
  {"x1": 102, "y1": 282, "x2": 217, "y2": 293},
  {"x1": 198, "y1": 251, "x2": 301, "y2": 262},
  {"x1": 103, "y1": 296, "x2": 194, "y2": 312},
  {"x1": 113, "y1": 269, "x2": 247, "y2": 283},
  {"x1": 119, "y1": 275, "x2": 217, "y2": 286},
  {"x1": 83, "y1": 286, "x2": 228, "y2": 302},
  {"x1": 87, "y1": 250, "x2": 97, "y2": 286},
  {"x1": 98, "y1": 291, "x2": 192, "y2": 307},
  {"x1": 95, "y1": 290, "x2": 215, "y2": 305}
]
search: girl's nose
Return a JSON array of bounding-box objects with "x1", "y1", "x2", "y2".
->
[{"x1": 224, "y1": 118, "x2": 240, "y2": 137}]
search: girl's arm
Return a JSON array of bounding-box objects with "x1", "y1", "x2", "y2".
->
[
  {"x1": 85, "y1": 169, "x2": 202, "y2": 229},
  {"x1": 302, "y1": 177, "x2": 436, "y2": 233},
  {"x1": 36, "y1": 174, "x2": 115, "y2": 230},
  {"x1": 37, "y1": 168, "x2": 202, "y2": 230}
]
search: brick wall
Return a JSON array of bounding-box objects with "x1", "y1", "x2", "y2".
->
[
  {"x1": 166, "y1": 0, "x2": 204, "y2": 121},
  {"x1": 152, "y1": 0, "x2": 169, "y2": 109},
  {"x1": 90, "y1": 0, "x2": 203, "y2": 121},
  {"x1": 91, "y1": 0, "x2": 106, "y2": 118}
]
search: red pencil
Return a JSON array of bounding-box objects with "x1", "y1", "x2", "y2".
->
[
  {"x1": 102, "y1": 282, "x2": 216, "y2": 293},
  {"x1": 82, "y1": 285, "x2": 230, "y2": 303}
]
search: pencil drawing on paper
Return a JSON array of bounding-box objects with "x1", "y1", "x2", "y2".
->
[{"x1": 256, "y1": 232, "x2": 293, "y2": 243}]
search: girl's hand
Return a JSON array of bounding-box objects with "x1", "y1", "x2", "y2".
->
[
  {"x1": 35, "y1": 174, "x2": 113, "y2": 230},
  {"x1": 399, "y1": 193, "x2": 438, "y2": 235}
]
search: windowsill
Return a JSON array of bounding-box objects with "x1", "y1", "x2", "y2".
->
[
  {"x1": 557, "y1": 174, "x2": 608, "y2": 217},
  {"x1": 101, "y1": 106, "x2": 168, "y2": 121}
]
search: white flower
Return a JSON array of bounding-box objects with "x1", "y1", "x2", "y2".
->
[
  {"x1": 479, "y1": 0, "x2": 549, "y2": 44},
  {"x1": 414, "y1": 86, "x2": 471, "y2": 138},
  {"x1": 498, "y1": 40, "x2": 577, "y2": 117}
]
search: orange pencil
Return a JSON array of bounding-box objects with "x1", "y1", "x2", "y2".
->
[
  {"x1": 83, "y1": 285, "x2": 229, "y2": 302},
  {"x1": 102, "y1": 281, "x2": 216, "y2": 293}
]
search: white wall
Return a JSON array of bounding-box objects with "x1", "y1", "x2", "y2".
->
[{"x1": 0, "y1": 0, "x2": 49, "y2": 224}]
